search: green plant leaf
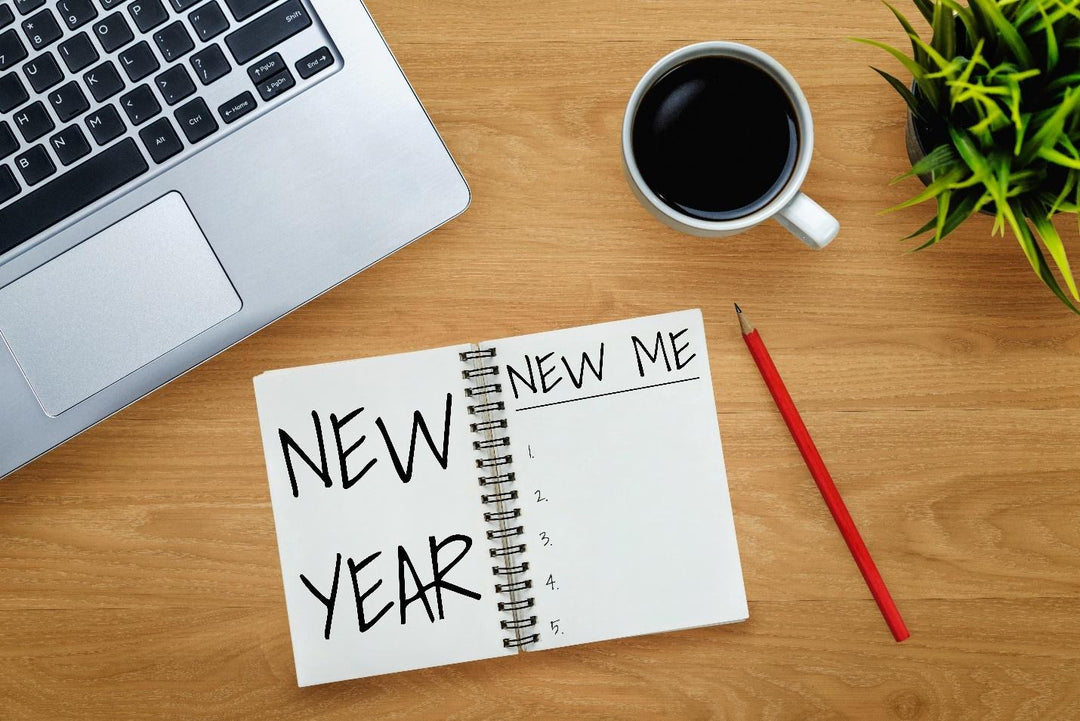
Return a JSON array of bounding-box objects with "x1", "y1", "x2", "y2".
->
[
  {"x1": 906, "y1": 190, "x2": 980, "y2": 249},
  {"x1": 970, "y1": 0, "x2": 1036, "y2": 67},
  {"x1": 893, "y1": 143, "x2": 960, "y2": 182},
  {"x1": 911, "y1": 0, "x2": 935, "y2": 22},
  {"x1": 911, "y1": 35, "x2": 955, "y2": 74},
  {"x1": 1047, "y1": 170, "x2": 1077, "y2": 216},
  {"x1": 931, "y1": 0, "x2": 956, "y2": 59},
  {"x1": 883, "y1": 167, "x2": 968, "y2": 212},
  {"x1": 1010, "y1": 200, "x2": 1080, "y2": 313},
  {"x1": 882, "y1": 1, "x2": 928, "y2": 67},
  {"x1": 903, "y1": 216, "x2": 938, "y2": 240},
  {"x1": 872, "y1": 67, "x2": 931, "y2": 122},
  {"x1": 1038, "y1": 146, "x2": 1080, "y2": 169},
  {"x1": 1038, "y1": 2, "x2": 1060, "y2": 69},
  {"x1": 1021, "y1": 87, "x2": 1080, "y2": 163},
  {"x1": 851, "y1": 37, "x2": 942, "y2": 109},
  {"x1": 1026, "y1": 200, "x2": 1080, "y2": 298},
  {"x1": 939, "y1": 0, "x2": 980, "y2": 39}
]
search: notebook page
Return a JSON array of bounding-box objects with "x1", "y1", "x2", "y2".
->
[
  {"x1": 254, "y1": 345, "x2": 507, "y2": 686},
  {"x1": 486, "y1": 309, "x2": 747, "y2": 651}
]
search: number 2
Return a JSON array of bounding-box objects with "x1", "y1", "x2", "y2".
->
[{"x1": 534, "y1": 489, "x2": 548, "y2": 503}]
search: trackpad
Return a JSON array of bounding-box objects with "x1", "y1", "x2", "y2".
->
[{"x1": 0, "y1": 192, "x2": 241, "y2": 417}]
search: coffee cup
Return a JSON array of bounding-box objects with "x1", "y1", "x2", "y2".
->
[{"x1": 622, "y1": 42, "x2": 839, "y2": 249}]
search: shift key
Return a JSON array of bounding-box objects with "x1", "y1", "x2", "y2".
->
[{"x1": 224, "y1": 0, "x2": 311, "y2": 65}]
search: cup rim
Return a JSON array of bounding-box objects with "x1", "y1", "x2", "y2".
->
[{"x1": 621, "y1": 41, "x2": 815, "y2": 233}]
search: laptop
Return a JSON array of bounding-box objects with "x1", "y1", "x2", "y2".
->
[{"x1": 0, "y1": 0, "x2": 470, "y2": 479}]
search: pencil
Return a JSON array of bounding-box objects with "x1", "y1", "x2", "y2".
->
[{"x1": 736, "y1": 304, "x2": 910, "y2": 642}]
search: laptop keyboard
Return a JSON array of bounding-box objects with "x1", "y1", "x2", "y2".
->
[{"x1": 0, "y1": 0, "x2": 339, "y2": 256}]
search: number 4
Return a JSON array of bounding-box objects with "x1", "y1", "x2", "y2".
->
[{"x1": 546, "y1": 574, "x2": 557, "y2": 591}]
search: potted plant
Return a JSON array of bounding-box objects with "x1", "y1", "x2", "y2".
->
[{"x1": 855, "y1": 0, "x2": 1080, "y2": 314}]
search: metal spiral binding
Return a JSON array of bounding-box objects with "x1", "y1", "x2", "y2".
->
[{"x1": 461, "y1": 346, "x2": 540, "y2": 650}]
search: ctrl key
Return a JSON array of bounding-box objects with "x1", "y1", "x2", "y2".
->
[
  {"x1": 218, "y1": 90, "x2": 255, "y2": 124},
  {"x1": 175, "y1": 97, "x2": 218, "y2": 143}
]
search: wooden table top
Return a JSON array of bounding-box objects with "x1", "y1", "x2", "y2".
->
[{"x1": 3, "y1": 1, "x2": 1080, "y2": 718}]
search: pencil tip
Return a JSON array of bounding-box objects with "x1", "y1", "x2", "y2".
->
[{"x1": 734, "y1": 303, "x2": 742, "y2": 314}]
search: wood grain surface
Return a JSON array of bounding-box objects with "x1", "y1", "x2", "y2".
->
[{"x1": 3, "y1": 1, "x2": 1080, "y2": 718}]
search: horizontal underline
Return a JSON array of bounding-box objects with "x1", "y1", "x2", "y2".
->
[{"x1": 514, "y1": 376, "x2": 701, "y2": 411}]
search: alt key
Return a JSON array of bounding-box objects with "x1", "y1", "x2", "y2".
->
[{"x1": 295, "y1": 46, "x2": 333, "y2": 79}]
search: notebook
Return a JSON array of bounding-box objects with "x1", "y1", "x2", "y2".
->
[{"x1": 253, "y1": 309, "x2": 747, "y2": 686}]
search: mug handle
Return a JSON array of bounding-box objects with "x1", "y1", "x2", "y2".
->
[{"x1": 775, "y1": 193, "x2": 840, "y2": 249}]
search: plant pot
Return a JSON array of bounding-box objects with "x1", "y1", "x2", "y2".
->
[
  {"x1": 904, "y1": 86, "x2": 994, "y2": 216},
  {"x1": 904, "y1": 109, "x2": 934, "y2": 187}
]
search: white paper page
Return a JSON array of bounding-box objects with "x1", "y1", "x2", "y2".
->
[
  {"x1": 486, "y1": 309, "x2": 747, "y2": 651},
  {"x1": 254, "y1": 346, "x2": 507, "y2": 686}
]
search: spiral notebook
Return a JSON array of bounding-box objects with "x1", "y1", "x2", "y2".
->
[{"x1": 253, "y1": 309, "x2": 747, "y2": 686}]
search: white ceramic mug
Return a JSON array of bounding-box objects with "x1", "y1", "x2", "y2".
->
[{"x1": 622, "y1": 42, "x2": 839, "y2": 249}]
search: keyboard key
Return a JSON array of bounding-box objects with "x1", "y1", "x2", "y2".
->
[
  {"x1": 246, "y1": 50, "x2": 281, "y2": 82},
  {"x1": 174, "y1": 96, "x2": 215, "y2": 142},
  {"x1": 189, "y1": 1, "x2": 228, "y2": 41},
  {"x1": 224, "y1": 0, "x2": 310, "y2": 65},
  {"x1": 0, "y1": 120, "x2": 16, "y2": 158},
  {"x1": 222, "y1": 0, "x2": 272, "y2": 22},
  {"x1": 58, "y1": 31, "x2": 98, "y2": 72},
  {"x1": 84, "y1": 102, "x2": 124, "y2": 144},
  {"x1": 21, "y1": 8, "x2": 61, "y2": 50},
  {"x1": 0, "y1": 28, "x2": 28, "y2": 70},
  {"x1": 295, "y1": 46, "x2": 332, "y2": 79},
  {"x1": 13, "y1": 0, "x2": 43, "y2": 15},
  {"x1": 154, "y1": 20, "x2": 193, "y2": 62},
  {"x1": 0, "y1": 138, "x2": 148, "y2": 253},
  {"x1": 57, "y1": 0, "x2": 97, "y2": 29},
  {"x1": 0, "y1": 164, "x2": 17, "y2": 203},
  {"x1": 83, "y1": 59, "x2": 123, "y2": 100},
  {"x1": 0, "y1": 4, "x2": 13, "y2": 28},
  {"x1": 217, "y1": 89, "x2": 253, "y2": 123},
  {"x1": 127, "y1": 0, "x2": 166, "y2": 32},
  {"x1": 118, "y1": 39, "x2": 157, "y2": 81},
  {"x1": 49, "y1": 123, "x2": 91, "y2": 165},
  {"x1": 0, "y1": 70, "x2": 27, "y2": 111},
  {"x1": 48, "y1": 80, "x2": 90, "y2": 121},
  {"x1": 190, "y1": 43, "x2": 228, "y2": 85},
  {"x1": 167, "y1": 0, "x2": 199, "y2": 11},
  {"x1": 138, "y1": 115, "x2": 181, "y2": 163},
  {"x1": 255, "y1": 66, "x2": 291, "y2": 100},
  {"x1": 11, "y1": 100, "x2": 53, "y2": 141},
  {"x1": 14, "y1": 143, "x2": 54, "y2": 185},
  {"x1": 119, "y1": 82, "x2": 158, "y2": 124},
  {"x1": 154, "y1": 63, "x2": 194, "y2": 105},
  {"x1": 48, "y1": 81, "x2": 90, "y2": 123},
  {"x1": 99, "y1": 0, "x2": 127, "y2": 9},
  {"x1": 93, "y1": 12, "x2": 133, "y2": 53},
  {"x1": 22, "y1": 51, "x2": 61, "y2": 91}
]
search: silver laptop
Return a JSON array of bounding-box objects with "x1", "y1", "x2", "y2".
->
[{"x1": 0, "y1": 0, "x2": 469, "y2": 478}]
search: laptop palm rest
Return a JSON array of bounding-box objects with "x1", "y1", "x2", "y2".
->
[{"x1": 0, "y1": 192, "x2": 241, "y2": 417}]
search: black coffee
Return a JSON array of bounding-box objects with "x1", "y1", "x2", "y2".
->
[{"x1": 631, "y1": 56, "x2": 799, "y2": 221}]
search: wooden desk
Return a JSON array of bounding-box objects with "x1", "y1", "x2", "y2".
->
[{"x1": 3, "y1": 1, "x2": 1079, "y2": 718}]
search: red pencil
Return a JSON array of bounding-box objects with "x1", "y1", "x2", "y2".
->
[{"x1": 736, "y1": 304, "x2": 909, "y2": 642}]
